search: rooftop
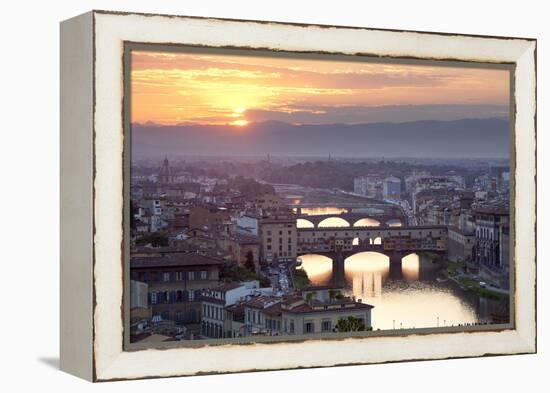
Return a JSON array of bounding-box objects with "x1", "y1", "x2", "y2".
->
[
  {"x1": 130, "y1": 252, "x2": 224, "y2": 269},
  {"x1": 283, "y1": 300, "x2": 374, "y2": 314}
]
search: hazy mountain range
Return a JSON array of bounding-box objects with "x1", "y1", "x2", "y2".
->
[{"x1": 131, "y1": 118, "x2": 510, "y2": 160}]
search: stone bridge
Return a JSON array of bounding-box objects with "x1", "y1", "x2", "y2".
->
[
  {"x1": 296, "y1": 212, "x2": 404, "y2": 228},
  {"x1": 297, "y1": 225, "x2": 448, "y2": 281}
]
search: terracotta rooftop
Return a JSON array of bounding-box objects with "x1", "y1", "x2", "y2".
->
[
  {"x1": 282, "y1": 301, "x2": 374, "y2": 314},
  {"x1": 130, "y1": 252, "x2": 224, "y2": 268}
]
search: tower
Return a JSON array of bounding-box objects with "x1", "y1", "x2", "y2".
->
[{"x1": 158, "y1": 156, "x2": 174, "y2": 184}]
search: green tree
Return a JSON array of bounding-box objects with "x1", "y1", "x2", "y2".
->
[
  {"x1": 332, "y1": 316, "x2": 369, "y2": 332},
  {"x1": 135, "y1": 232, "x2": 168, "y2": 247},
  {"x1": 292, "y1": 268, "x2": 311, "y2": 290},
  {"x1": 244, "y1": 250, "x2": 256, "y2": 273}
]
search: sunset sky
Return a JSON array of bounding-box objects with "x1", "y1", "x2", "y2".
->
[{"x1": 131, "y1": 50, "x2": 510, "y2": 126}]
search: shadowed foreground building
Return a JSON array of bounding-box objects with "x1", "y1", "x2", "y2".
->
[{"x1": 130, "y1": 251, "x2": 224, "y2": 339}]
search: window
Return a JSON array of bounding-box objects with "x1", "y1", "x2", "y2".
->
[
  {"x1": 267, "y1": 230, "x2": 272, "y2": 236},
  {"x1": 200, "y1": 270, "x2": 207, "y2": 280},
  {"x1": 279, "y1": 231, "x2": 283, "y2": 235},
  {"x1": 188, "y1": 271, "x2": 195, "y2": 280},
  {"x1": 322, "y1": 320, "x2": 332, "y2": 332},
  {"x1": 267, "y1": 237, "x2": 271, "y2": 243},
  {"x1": 150, "y1": 291, "x2": 157, "y2": 305},
  {"x1": 267, "y1": 245, "x2": 272, "y2": 250},
  {"x1": 289, "y1": 320, "x2": 295, "y2": 334},
  {"x1": 163, "y1": 272, "x2": 170, "y2": 282},
  {"x1": 188, "y1": 290, "x2": 195, "y2": 301},
  {"x1": 304, "y1": 321, "x2": 314, "y2": 333}
]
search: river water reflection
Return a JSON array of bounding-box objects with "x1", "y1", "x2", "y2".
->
[{"x1": 299, "y1": 252, "x2": 503, "y2": 330}]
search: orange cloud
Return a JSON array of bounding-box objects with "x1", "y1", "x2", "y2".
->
[{"x1": 131, "y1": 50, "x2": 509, "y2": 125}]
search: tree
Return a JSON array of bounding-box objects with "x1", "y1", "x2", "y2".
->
[
  {"x1": 329, "y1": 289, "x2": 345, "y2": 300},
  {"x1": 244, "y1": 250, "x2": 256, "y2": 273},
  {"x1": 332, "y1": 316, "x2": 369, "y2": 332},
  {"x1": 292, "y1": 268, "x2": 310, "y2": 290},
  {"x1": 135, "y1": 232, "x2": 169, "y2": 247}
]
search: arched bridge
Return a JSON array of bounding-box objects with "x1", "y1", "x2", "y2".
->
[
  {"x1": 297, "y1": 224, "x2": 448, "y2": 257},
  {"x1": 296, "y1": 212, "x2": 403, "y2": 228},
  {"x1": 297, "y1": 225, "x2": 448, "y2": 283}
]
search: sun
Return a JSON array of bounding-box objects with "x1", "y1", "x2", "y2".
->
[
  {"x1": 230, "y1": 119, "x2": 249, "y2": 127},
  {"x1": 229, "y1": 107, "x2": 249, "y2": 126}
]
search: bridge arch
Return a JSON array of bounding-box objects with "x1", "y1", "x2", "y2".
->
[
  {"x1": 296, "y1": 218, "x2": 315, "y2": 228},
  {"x1": 371, "y1": 236, "x2": 382, "y2": 245},
  {"x1": 296, "y1": 253, "x2": 333, "y2": 285},
  {"x1": 386, "y1": 219, "x2": 402, "y2": 227},
  {"x1": 344, "y1": 252, "x2": 391, "y2": 278},
  {"x1": 353, "y1": 217, "x2": 381, "y2": 227},
  {"x1": 401, "y1": 252, "x2": 420, "y2": 281},
  {"x1": 318, "y1": 217, "x2": 350, "y2": 227}
]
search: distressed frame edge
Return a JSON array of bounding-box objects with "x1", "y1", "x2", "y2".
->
[
  {"x1": 59, "y1": 11, "x2": 95, "y2": 381},
  {"x1": 90, "y1": 11, "x2": 537, "y2": 381}
]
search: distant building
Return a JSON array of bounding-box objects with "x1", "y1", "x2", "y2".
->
[
  {"x1": 353, "y1": 176, "x2": 368, "y2": 195},
  {"x1": 383, "y1": 176, "x2": 401, "y2": 200},
  {"x1": 447, "y1": 227, "x2": 475, "y2": 264},
  {"x1": 254, "y1": 193, "x2": 285, "y2": 212},
  {"x1": 472, "y1": 207, "x2": 510, "y2": 286},
  {"x1": 259, "y1": 212, "x2": 297, "y2": 263},
  {"x1": 188, "y1": 204, "x2": 231, "y2": 231},
  {"x1": 354, "y1": 175, "x2": 386, "y2": 199},
  {"x1": 158, "y1": 157, "x2": 177, "y2": 185},
  {"x1": 236, "y1": 214, "x2": 259, "y2": 236}
]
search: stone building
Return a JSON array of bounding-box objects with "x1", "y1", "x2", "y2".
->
[
  {"x1": 259, "y1": 212, "x2": 297, "y2": 264},
  {"x1": 158, "y1": 157, "x2": 177, "y2": 185},
  {"x1": 130, "y1": 251, "x2": 224, "y2": 336},
  {"x1": 472, "y1": 207, "x2": 510, "y2": 286},
  {"x1": 447, "y1": 226, "x2": 475, "y2": 265},
  {"x1": 188, "y1": 204, "x2": 231, "y2": 231}
]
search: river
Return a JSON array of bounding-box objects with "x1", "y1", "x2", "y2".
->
[{"x1": 299, "y1": 252, "x2": 507, "y2": 330}]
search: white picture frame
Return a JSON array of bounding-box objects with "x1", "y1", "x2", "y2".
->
[{"x1": 60, "y1": 10, "x2": 536, "y2": 381}]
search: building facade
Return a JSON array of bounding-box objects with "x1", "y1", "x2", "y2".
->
[
  {"x1": 130, "y1": 252, "x2": 224, "y2": 338},
  {"x1": 472, "y1": 208, "x2": 510, "y2": 285},
  {"x1": 259, "y1": 212, "x2": 298, "y2": 263}
]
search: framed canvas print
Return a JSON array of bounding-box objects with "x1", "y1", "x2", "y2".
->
[{"x1": 60, "y1": 10, "x2": 537, "y2": 381}]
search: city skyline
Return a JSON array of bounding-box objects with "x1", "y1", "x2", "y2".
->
[{"x1": 128, "y1": 48, "x2": 511, "y2": 345}]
